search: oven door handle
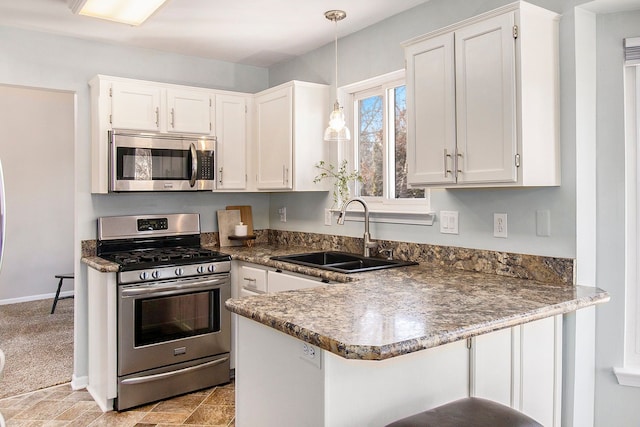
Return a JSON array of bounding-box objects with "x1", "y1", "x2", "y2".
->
[
  {"x1": 120, "y1": 356, "x2": 229, "y2": 386},
  {"x1": 189, "y1": 142, "x2": 197, "y2": 188},
  {"x1": 121, "y1": 276, "x2": 229, "y2": 297}
]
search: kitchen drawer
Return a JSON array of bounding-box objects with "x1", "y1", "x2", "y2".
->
[{"x1": 240, "y1": 265, "x2": 267, "y2": 293}]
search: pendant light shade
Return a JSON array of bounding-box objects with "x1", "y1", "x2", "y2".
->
[{"x1": 324, "y1": 10, "x2": 351, "y2": 142}]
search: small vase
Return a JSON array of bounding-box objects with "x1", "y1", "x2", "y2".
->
[{"x1": 333, "y1": 187, "x2": 350, "y2": 210}]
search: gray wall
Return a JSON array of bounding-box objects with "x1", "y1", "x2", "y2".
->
[
  {"x1": 268, "y1": 1, "x2": 640, "y2": 425},
  {"x1": 0, "y1": 24, "x2": 271, "y2": 380},
  {"x1": 0, "y1": 86, "x2": 74, "y2": 302},
  {"x1": 269, "y1": 0, "x2": 577, "y2": 258},
  {"x1": 594, "y1": 9, "x2": 640, "y2": 426}
]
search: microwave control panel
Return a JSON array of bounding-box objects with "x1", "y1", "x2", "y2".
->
[{"x1": 198, "y1": 152, "x2": 214, "y2": 180}]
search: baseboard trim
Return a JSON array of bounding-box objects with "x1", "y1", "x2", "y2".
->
[
  {"x1": 71, "y1": 374, "x2": 88, "y2": 391},
  {"x1": 0, "y1": 291, "x2": 74, "y2": 306}
]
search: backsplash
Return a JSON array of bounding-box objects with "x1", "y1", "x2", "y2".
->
[
  {"x1": 82, "y1": 229, "x2": 575, "y2": 285},
  {"x1": 267, "y1": 230, "x2": 575, "y2": 286}
]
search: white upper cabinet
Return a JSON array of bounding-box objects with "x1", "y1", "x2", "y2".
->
[
  {"x1": 254, "y1": 81, "x2": 330, "y2": 191},
  {"x1": 110, "y1": 83, "x2": 161, "y2": 132},
  {"x1": 255, "y1": 85, "x2": 293, "y2": 190},
  {"x1": 404, "y1": 1, "x2": 560, "y2": 188},
  {"x1": 405, "y1": 32, "x2": 456, "y2": 185},
  {"x1": 215, "y1": 94, "x2": 248, "y2": 190},
  {"x1": 166, "y1": 89, "x2": 212, "y2": 134}
]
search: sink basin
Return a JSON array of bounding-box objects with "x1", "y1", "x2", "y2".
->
[{"x1": 271, "y1": 251, "x2": 418, "y2": 274}]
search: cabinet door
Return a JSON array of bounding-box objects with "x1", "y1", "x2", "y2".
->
[
  {"x1": 111, "y1": 83, "x2": 161, "y2": 131},
  {"x1": 455, "y1": 12, "x2": 517, "y2": 184},
  {"x1": 470, "y1": 327, "x2": 512, "y2": 406},
  {"x1": 255, "y1": 86, "x2": 293, "y2": 190},
  {"x1": 406, "y1": 32, "x2": 457, "y2": 186},
  {"x1": 215, "y1": 94, "x2": 247, "y2": 190},
  {"x1": 470, "y1": 316, "x2": 562, "y2": 427},
  {"x1": 267, "y1": 270, "x2": 323, "y2": 293},
  {"x1": 167, "y1": 89, "x2": 212, "y2": 134}
]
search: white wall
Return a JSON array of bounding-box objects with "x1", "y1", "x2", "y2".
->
[{"x1": 0, "y1": 85, "x2": 74, "y2": 302}]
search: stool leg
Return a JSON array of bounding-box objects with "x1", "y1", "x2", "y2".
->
[{"x1": 51, "y1": 277, "x2": 63, "y2": 314}]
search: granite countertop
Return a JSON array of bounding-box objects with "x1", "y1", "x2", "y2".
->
[
  {"x1": 222, "y1": 244, "x2": 609, "y2": 361},
  {"x1": 81, "y1": 243, "x2": 610, "y2": 361}
]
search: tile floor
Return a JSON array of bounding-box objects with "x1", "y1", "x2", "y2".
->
[{"x1": 0, "y1": 381, "x2": 235, "y2": 426}]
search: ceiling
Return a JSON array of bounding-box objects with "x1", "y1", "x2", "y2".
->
[{"x1": 0, "y1": 0, "x2": 431, "y2": 67}]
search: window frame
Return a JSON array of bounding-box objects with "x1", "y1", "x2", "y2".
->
[{"x1": 339, "y1": 70, "x2": 433, "y2": 224}]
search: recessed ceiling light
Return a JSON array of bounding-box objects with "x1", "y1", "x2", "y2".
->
[{"x1": 69, "y1": 0, "x2": 169, "y2": 26}]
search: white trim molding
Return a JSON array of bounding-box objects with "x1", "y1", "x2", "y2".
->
[
  {"x1": 618, "y1": 64, "x2": 640, "y2": 387},
  {"x1": 614, "y1": 367, "x2": 640, "y2": 387}
]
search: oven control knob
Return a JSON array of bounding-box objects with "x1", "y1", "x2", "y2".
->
[
  {"x1": 151, "y1": 270, "x2": 160, "y2": 279},
  {"x1": 139, "y1": 271, "x2": 150, "y2": 281},
  {"x1": 175, "y1": 267, "x2": 184, "y2": 276},
  {"x1": 208, "y1": 264, "x2": 216, "y2": 273},
  {"x1": 197, "y1": 265, "x2": 205, "y2": 274}
]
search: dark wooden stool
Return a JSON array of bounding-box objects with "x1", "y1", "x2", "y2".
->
[
  {"x1": 385, "y1": 397, "x2": 543, "y2": 427},
  {"x1": 51, "y1": 273, "x2": 74, "y2": 314}
]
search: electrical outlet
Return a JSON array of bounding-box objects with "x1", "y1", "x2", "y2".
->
[
  {"x1": 300, "y1": 342, "x2": 321, "y2": 368},
  {"x1": 278, "y1": 207, "x2": 287, "y2": 223},
  {"x1": 494, "y1": 213, "x2": 507, "y2": 238},
  {"x1": 324, "y1": 208, "x2": 332, "y2": 226}
]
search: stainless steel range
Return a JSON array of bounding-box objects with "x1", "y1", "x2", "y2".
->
[{"x1": 97, "y1": 213, "x2": 231, "y2": 411}]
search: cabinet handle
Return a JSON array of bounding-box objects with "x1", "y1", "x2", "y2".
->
[
  {"x1": 219, "y1": 167, "x2": 223, "y2": 184},
  {"x1": 171, "y1": 108, "x2": 175, "y2": 128},
  {"x1": 282, "y1": 165, "x2": 286, "y2": 185},
  {"x1": 444, "y1": 149, "x2": 452, "y2": 177},
  {"x1": 456, "y1": 151, "x2": 463, "y2": 174},
  {"x1": 155, "y1": 107, "x2": 159, "y2": 126}
]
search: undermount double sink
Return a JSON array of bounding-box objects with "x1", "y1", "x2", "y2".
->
[{"x1": 271, "y1": 251, "x2": 418, "y2": 274}]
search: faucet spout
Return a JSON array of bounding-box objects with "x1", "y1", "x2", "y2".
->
[{"x1": 337, "y1": 197, "x2": 377, "y2": 257}]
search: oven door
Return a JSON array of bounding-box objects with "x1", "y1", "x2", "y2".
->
[
  {"x1": 117, "y1": 274, "x2": 231, "y2": 376},
  {"x1": 110, "y1": 131, "x2": 215, "y2": 192}
]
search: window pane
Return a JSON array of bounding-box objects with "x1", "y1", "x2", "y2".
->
[
  {"x1": 393, "y1": 86, "x2": 424, "y2": 199},
  {"x1": 358, "y1": 95, "x2": 384, "y2": 197}
]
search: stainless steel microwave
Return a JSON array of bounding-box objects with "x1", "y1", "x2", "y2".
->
[{"x1": 109, "y1": 130, "x2": 215, "y2": 192}]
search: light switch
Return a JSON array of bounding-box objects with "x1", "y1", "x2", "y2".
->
[{"x1": 440, "y1": 211, "x2": 459, "y2": 234}]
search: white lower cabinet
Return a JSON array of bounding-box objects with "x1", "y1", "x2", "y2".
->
[
  {"x1": 471, "y1": 315, "x2": 562, "y2": 426},
  {"x1": 230, "y1": 261, "x2": 330, "y2": 370},
  {"x1": 86, "y1": 268, "x2": 117, "y2": 412}
]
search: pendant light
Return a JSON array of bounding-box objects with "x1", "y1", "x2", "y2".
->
[{"x1": 324, "y1": 10, "x2": 351, "y2": 142}]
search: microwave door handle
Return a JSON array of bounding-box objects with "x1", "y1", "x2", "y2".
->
[{"x1": 189, "y1": 142, "x2": 197, "y2": 188}]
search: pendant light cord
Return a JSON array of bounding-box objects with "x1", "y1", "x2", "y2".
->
[{"x1": 334, "y1": 17, "x2": 339, "y2": 104}]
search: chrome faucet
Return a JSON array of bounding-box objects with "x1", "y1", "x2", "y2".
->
[{"x1": 337, "y1": 197, "x2": 377, "y2": 257}]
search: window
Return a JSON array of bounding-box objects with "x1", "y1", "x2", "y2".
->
[{"x1": 341, "y1": 70, "x2": 431, "y2": 223}]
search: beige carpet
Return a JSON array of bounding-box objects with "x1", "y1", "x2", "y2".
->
[{"x1": 0, "y1": 297, "x2": 74, "y2": 399}]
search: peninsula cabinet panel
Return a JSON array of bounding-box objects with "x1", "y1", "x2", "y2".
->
[
  {"x1": 404, "y1": 1, "x2": 560, "y2": 188},
  {"x1": 470, "y1": 315, "x2": 562, "y2": 427}
]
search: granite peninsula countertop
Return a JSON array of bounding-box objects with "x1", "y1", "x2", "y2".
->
[
  {"x1": 81, "y1": 243, "x2": 609, "y2": 361},
  {"x1": 221, "y1": 244, "x2": 609, "y2": 361}
]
